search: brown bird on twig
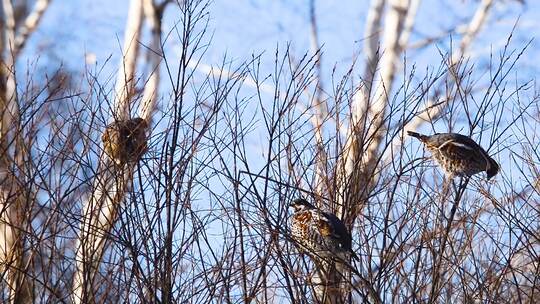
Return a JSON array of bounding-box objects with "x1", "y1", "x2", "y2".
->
[
  {"x1": 102, "y1": 117, "x2": 148, "y2": 166},
  {"x1": 289, "y1": 198, "x2": 359, "y2": 262},
  {"x1": 408, "y1": 131, "x2": 499, "y2": 179}
]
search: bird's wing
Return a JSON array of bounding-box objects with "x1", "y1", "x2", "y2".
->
[
  {"x1": 316, "y1": 212, "x2": 353, "y2": 250},
  {"x1": 437, "y1": 136, "x2": 488, "y2": 165}
]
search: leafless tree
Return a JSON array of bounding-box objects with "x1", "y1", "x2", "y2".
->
[
  {"x1": 0, "y1": 0, "x2": 54, "y2": 302},
  {"x1": 0, "y1": 0, "x2": 538, "y2": 303}
]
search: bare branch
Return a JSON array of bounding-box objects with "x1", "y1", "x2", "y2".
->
[
  {"x1": 337, "y1": 0, "x2": 409, "y2": 218},
  {"x1": 349, "y1": 0, "x2": 385, "y2": 130},
  {"x1": 72, "y1": 0, "x2": 157, "y2": 301},
  {"x1": 0, "y1": 1, "x2": 26, "y2": 302},
  {"x1": 382, "y1": 0, "x2": 495, "y2": 165}
]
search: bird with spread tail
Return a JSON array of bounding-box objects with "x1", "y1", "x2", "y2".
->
[
  {"x1": 289, "y1": 198, "x2": 358, "y2": 261},
  {"x1": 407, "y1": 131, "x2": 499, "y2": 179}
]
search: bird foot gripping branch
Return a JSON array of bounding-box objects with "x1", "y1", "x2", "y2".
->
[{"x1": 102, "y1": 117, "x2": 149, "y2": 166}]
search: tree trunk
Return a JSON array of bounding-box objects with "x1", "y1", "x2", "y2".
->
[
  {"x1": 71, "y1": 0, "x2": 163, "y2": 301},
  {"x1": 0, "y1": 1, "x2": 51, "y2": 302}
]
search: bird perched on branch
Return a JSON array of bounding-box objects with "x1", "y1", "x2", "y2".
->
[
  {"x1": 289, "y1": 198, "x2": 358, "y2": 262},
  {"x1": 407, "y1": 131, "x2": 499, "y2": 179},
  {"x1": 102, "y1": 117, "x2": 148, "y2": 166}
]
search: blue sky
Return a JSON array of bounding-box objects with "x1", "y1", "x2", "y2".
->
[
  {"x1": 21, "y1": 0, "x2": 537, "y2": 219},
  {"x1": 19, "y1": 0, "x2": 540, "y2": 84},
  {"x1": 10, "y1": 1, "x2": 539, "y2": 301},
  {"x1": 18, "y1": 1, "x2": 538, "y2": 200}
]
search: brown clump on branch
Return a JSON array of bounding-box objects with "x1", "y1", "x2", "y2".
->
[{"x1": 101, "y1": 117, "x2": 148, "y2": 166}]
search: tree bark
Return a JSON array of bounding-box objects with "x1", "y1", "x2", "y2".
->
[
  {"x1": 0, "y1": 0, "x2": 51, "y2": 302},
  {"x1": 71, "y1": 0, "x2": 163, "y2": 302}
]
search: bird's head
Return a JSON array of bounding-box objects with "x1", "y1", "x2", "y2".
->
[
  {"x1": 289, "y1": 198, "x2": 315, "y2": 212},
  {"x1": 131, "y1": 117, "x2": 148, "y2": 130}
]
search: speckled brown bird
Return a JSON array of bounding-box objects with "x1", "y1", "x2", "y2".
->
[
  {"x1": 289, "y1": 198, "x2": 358, "y2": 261},
  {"x1": 102, "y1": 117, "x2": 148, "y2": 166},
  {"x1": 408, "y1": 131, "x2": 499, "y2": 179}
]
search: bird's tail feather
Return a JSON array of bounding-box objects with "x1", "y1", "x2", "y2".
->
[{"x1": 486, "y1": 157, "x2": 500, "y2": 179}]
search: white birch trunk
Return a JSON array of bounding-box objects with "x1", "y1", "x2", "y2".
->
[
  {"x1": 0, "y1": 0, "x2": 46, "y2": 302},
  {"x1": 71, "y1": 166, "x2": 133, "y2": 303},
  {"x1": 335, "y1": 0, "x2": 386, "y2": 218},
  {"x1": 113, "y1": 0, "x2": 144, "y2": 121},
  {"x1": 337, "y1": 0, "x2": 409, "y2": 220},
  {"x1": 140, "y1": 0, "x2": 162, "y2": 123},
  {"x1": 72, "y1": 0, "x2": 163, "y2": 301},
  {"x1": 13, "y1": 0, "x2": 51, "y2": 57},
  {"x1": 317, "y1": 1, "x2": 410, "y2": 303},
  {"x1": 308, "y1": 0, "x2": 328, "y2": 198},
  {"x1": 382, "y1": 0, "x2": 493, "y2": 164}
]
